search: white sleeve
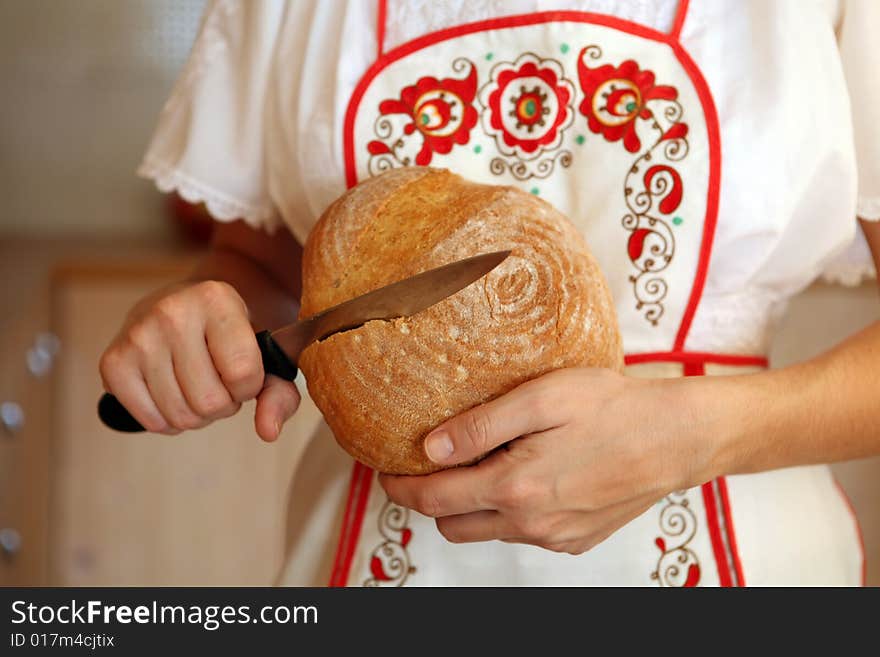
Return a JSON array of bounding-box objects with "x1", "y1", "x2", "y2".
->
[
  {"x1": 821, "y1": 0, "x2": 880, "y2": 285},
  {"x1": 137, "y1": 0, "x2": 285, "y2": 231},
  {"x1": 838, "y1": 0, "x2": 880, "y2": 221}
]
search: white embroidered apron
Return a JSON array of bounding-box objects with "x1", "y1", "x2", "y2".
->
[{"x1": 291, "y1": 2, "x2": 864, "y2": 587}]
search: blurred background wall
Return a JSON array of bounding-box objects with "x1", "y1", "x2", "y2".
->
[
  {"x1": 0, "y1": 0, "x2": 206, "y2": 241},
  {"x1": 0, "y1": 0, "x2": 877, "y2": 587}
]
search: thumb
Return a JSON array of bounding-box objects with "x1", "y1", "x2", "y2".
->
[
  {"x1": 423, "y1": 381, "x2": 555, "y2": 466},
  {"x1": 254, "y1": 374, "x2": 301, "y2": 442}
]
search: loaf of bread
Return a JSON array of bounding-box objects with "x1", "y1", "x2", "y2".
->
[{"x1": 298, "y1": 168, "x2": 623, "y2": 474}]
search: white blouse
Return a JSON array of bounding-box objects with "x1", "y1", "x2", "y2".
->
[{"x1": 139, "y1": 0, "x2": 880, "y2": 356}]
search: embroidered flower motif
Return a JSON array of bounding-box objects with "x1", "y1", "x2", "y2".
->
[
  {"x1": 480, "y1": 53, "x2": 575, "y2": 160},
  {"x1": 577, "y1": 47, "x2": 683, "y2": 153},
  {"x1": 367, "y1": 60, "x2": 478, "y2": 167},
  {"x1": 652, "y1": 492, "x2": 702, "y2": 587},
  {"x1": 575, "y1": 45, "x2": 690, "y2": 326},
  {"x1": 363, "y1": 499, "x2": 415, "y2": 587}
]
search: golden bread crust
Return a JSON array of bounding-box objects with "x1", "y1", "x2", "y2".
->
[{"x1": 298, "y1": 168, "x2": 623, "y2": 474}]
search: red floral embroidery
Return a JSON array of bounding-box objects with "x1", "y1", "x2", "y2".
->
[
  {"x1": 626, "y1": 166, "x2": 683, "y2": 272},
  {"x1": 367, "y1": 61, "x2": 478, "y2": 167},
  {"x1": 683, "y1": 564, "x2": 701, "y2": 587},
  {"x1": 652, "y1": 492, "x2": 702, "y2": 587},
  {"x1": 577, "y1": 49, "x2": 684, "y2": 153},
  {"x1": 363, "y1": 499, "x2": 415, "y2": 587},
  {"x1": 642, "y1": 165, "x2": 683, "y2": 214},
  {"x1": 482, "y1": 53, "x2": 574, "y2": 158},
  {"x1": 576, "y1": 45, "x2": 690, "y2": 326}
]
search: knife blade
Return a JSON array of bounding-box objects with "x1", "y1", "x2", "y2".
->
[{"x1": 99, "y1": 250, "x2": 511, "y2": 432}]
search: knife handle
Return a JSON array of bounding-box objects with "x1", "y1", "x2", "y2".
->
[
  {"x1": 255, "y1": 329, "x2": 298, "y2": 382},
  {"x1": 97, "y1": 330, "x2": 298, "y2": 433},
  {"x1": 97, "y1": 393, "x2": 146, "y2": 432}
]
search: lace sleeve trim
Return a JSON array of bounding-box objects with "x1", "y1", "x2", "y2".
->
[
  {"x1": 821, "y1": 263, "x2": 877, "y2": 287},
  {"x1": 138, "y1": 159, "x2": 281, "y2": 232},
  {"x1": 857, "y1": 195, "x2": 880, "y2": 221}
]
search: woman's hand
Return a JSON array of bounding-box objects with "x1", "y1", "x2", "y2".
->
[
  {"x1": 99, "y1": 279, "x2": 300, "y2": 441},
  {"x1": 379, "y1": 368, "x2": 726, "y2": 554}
]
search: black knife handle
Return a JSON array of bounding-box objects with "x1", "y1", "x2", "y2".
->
[
  {"x1": 98, "y1": 330, "x2": 298, "y2": 433},
  {"x1": 255, "y1": 329, "x2": 298, "y2": 382},
  {"x1": 98, "y1": 392, "x2": 146, "y2": 432}
]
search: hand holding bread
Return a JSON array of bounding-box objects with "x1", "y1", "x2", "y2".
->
[{"x1": 298, "y1": 167, "x2": 623, "y2": 474}]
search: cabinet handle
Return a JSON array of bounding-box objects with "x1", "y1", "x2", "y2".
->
[
  {"x1": 1, "y1": 402, "x2": 24, "y2": 436},
  {"x1": 27, "y1": 332, "x2": 60, "y2": 378},
  {"x1": 0, "y1": 528, "x2": 21, "y2": 558}
]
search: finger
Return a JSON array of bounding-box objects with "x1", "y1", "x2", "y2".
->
[
  {"x1": 254, "y1": 374, "x2": 301, "y2": 442},
  {"x1": 423, "y1": 378, "x2": 563, "y2": 466},
  {"x1": 435, "y1": 511, "x2": 518, "y2": 544},
  {"x1": 378, "y1": 458, "x2": 500, "y2": 517},
  {"x1": 584, "y1": 494, "x2": 657, "y2": 546},
  {"x1": 101, "y1": 358, "x2": 173, "y2": 434},
  {"x1": 544, "y1": 498, "x2": 657, "y2": 555},
  {"x1": 204, "y1": 310, "x2": 264, "y2": 403},
  {"x1": 505, "y1": 494, "x2": 658, "y2": 553},
  {"x1": 142, "y1": 348, "x2": 205, "y2": 431},
  {"x1": 171, "y1": 326, "x2": 237, "y2": 421},
  {"x1": 500, "y1": 537, "x2": 581, "y2": 554}
]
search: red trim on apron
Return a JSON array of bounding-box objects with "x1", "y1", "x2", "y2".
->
[
  {"x1": 701, "y1": 479, "x2": 736, "y2": 586},
  {"x1": 668, "y1": 34, "x2": 721, "y2": 351},
  {"x1": 717, "y1": 476, "x2": 747, "y2": 586},
  {"x1": 328, "y1": 463, "x2": 373, "y2": 587},
  {"x1": 669, "y1": 0, "x2": 690, "y2": 42},
  {"x1": 376, "y1": 0, "x2": 387, "y2": 58},
  {"x1": 683, "y1": 360, "x2": 744, "y2": 587},
  {"x1": 625, "y1": 351, "x2": 769, "y2": 368}
]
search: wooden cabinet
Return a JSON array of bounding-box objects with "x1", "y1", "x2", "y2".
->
[
  {"x1": 0, "y1": 242, "x2": 320, "y2": 586},
  {"x1": 0, "y1": 280, "x2": 52, "y2": 585}
]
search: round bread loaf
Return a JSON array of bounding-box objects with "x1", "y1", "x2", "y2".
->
[{"x1": 298, "y1": 167, "x2": 623, "y2": 474}]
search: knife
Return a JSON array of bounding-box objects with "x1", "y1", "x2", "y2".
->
[{"x1": 98, "y1": 250, "x2": 511, "y2": 432}]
